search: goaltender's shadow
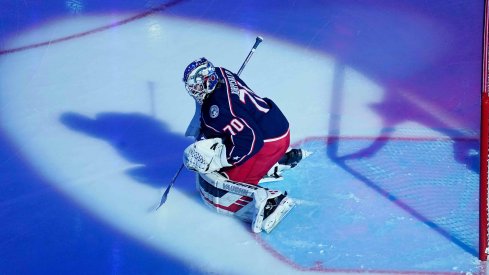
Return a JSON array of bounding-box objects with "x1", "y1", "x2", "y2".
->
[{"x1": 60, "y1": 112, "x2": 196, "y2": 196}]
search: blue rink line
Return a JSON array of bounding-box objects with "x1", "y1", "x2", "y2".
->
[{"x1": 260, "y1": 138, "x2": 480, "y2": 274}]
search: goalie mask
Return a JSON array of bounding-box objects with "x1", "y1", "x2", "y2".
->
[{"x1": 183, "y1": 57, "x2": 219, "y2": 105}]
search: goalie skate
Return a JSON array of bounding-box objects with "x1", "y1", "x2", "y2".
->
[
  {"x1": 261, "y1": 148, "x2": 312, "y2": 183},
  {"x1": 263, "y1": 194, "x2": 295, "y2": 233},
  {"x1": 254, "y1": 192, "x2": 295, "y2": 233},
  {"x1": 279, "y1": 148, "x2": 312, "y2": 168},
  {"x1": 258, "y1": 175, "x2": 284, "y2": 184}
]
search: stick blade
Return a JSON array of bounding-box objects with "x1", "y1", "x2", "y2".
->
[{"x1": 153, "y1": 184, "x2": 172, "y2": 211}]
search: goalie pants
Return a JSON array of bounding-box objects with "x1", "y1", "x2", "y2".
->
[{"x1": 221, "y1": 129, "x2": 290, "y2": 185}]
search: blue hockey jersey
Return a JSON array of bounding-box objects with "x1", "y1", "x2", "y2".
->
[{"x1": 200, "y1": 67, "x2": 289, "y2": 166}]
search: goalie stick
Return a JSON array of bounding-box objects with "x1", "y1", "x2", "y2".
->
[
  {"x1": 154, "y1": 36, "x2": 264, "y2": 210},
  {"x1": 152, "y1": 163, "x2": 184, "y2": 211}
]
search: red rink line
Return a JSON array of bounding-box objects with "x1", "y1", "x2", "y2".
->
[
  {"x1": 280, "y1": 135, "x2": 482, "y2": 274},
  {"x1": 253, "y1": 233, "x2": 480, "y2": 275},
  {"x1": 0, "y1": 0, "x2": 184, "y2": 56},
  {"x1": 293, "y1": 135, "x2": 479, "y2": 145}
]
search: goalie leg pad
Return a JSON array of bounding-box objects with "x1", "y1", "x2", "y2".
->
[
  {"x1": 199, "y1": 172, "x2": 272, "y2": 224},
  {"x1": 198, "y1": 172, "x2": 292, "y2": 232},
  {"x1": 200, "y1": 172, "x2": 262, "y2": 197},
  {"x1": 197, "y1": 174, "x2": 256, "y2": 222},
  {"x1": 251, "y1": 190, "x2": 292, "y2": 233}
]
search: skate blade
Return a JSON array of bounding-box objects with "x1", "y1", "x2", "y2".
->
[
  {"x1": 258, "y1": 176, "x2": 284, "y2": 184},
  {"x1": 301, "y1": 149, "x2": 312, "y2": 159},
  {"x1": 263, "y1": 197, "x2": 295, "y2": 233}
]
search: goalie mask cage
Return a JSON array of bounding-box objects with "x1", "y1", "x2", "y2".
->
[{"x1": 481, "y1": 0, "x2": 489, "y2": 262}]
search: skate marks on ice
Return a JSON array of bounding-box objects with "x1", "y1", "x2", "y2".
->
[{"x1": 260, "y1": 140, "x2": 480, "y2": 273}]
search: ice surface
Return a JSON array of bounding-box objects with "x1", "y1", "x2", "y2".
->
[{"x1": 0, "y1": 0, "x2": 485, "y2": 274}]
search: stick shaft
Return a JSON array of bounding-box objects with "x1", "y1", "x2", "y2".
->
[
  {"x1": 154, "y1": 164, "x2": 184, "y2": 210},
  {"x1": 237, "y1": 36, "x2": 263, "y2": 76}
]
